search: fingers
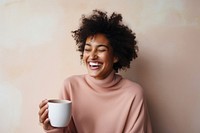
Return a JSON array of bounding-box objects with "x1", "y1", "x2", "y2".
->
[
  {"x1": 40, "y1": 108, "x2": 48, "y2": 123},
  {"x1": 38, "y1": 99, "x2": 55, "y2": 130},
  {"x1": 38, "y1": 99, "x2": 48, "y2": 123},
  {"x1": 40, "y1": 110, "x2": 53, "y2": 130},
  {"x1": 39, "y1": 99, "x2": 48, "y2": 109},
  {"x1": 43, "y1": 118, "x2": 50, "y2": 129}
]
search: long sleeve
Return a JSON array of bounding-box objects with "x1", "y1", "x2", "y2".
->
[{"x1": 123, "y1": 86, "x2": 152, "y2": 133}]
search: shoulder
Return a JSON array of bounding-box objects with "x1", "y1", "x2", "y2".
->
[
  {"x1": 60, "y1": 75, "x2": 85, "y2": 93},
  {"x1": 121, "y1": 78, "x2": 143, "y2": 91},
  {"x1": 59, "y1": 75, "x2": 85, "y2": 99},
  {"x1": 63, "y1": 74, "x2": 85, "y2": 86},
  {"x1": 120, "y1": 78, "x2": 144, "y2": 99}
]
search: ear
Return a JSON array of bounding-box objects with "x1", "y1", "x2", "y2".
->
[{"x1": 113, "y1": 57, "x2": 118, "y2": 63}]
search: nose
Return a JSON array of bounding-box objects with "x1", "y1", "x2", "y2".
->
[{"x1": 89, "y1": 50, "x2": 98, "y2": 59}]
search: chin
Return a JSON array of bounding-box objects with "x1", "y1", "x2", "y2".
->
[
  {"x1": 88, "y1": 73, "x2": 99, "y2": 78},
  {"x1": 88, "y1": 72, "x2": 102, "y2": 79}
]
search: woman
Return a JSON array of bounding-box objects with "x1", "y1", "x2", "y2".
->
[{"x1": 39, "y1": 9, "x2": 152, "y2": 133}]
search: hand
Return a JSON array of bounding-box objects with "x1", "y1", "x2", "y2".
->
[{"x1": 38, "y1": 99, "x2": 54, "y2": 130}]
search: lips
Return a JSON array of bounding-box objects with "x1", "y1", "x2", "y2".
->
[{"x1": 88, "y1": 61, "x2": 102, "y2": 70}]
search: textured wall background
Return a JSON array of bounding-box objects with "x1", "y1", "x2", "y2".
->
[{"x1": 0, "y1": 0, "x2": 199, "y2": 133}]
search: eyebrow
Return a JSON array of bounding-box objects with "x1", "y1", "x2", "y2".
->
[{"x1": 85, "y1": 43, "x2": 109, "y2": 49}]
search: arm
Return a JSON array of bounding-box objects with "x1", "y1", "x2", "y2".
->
[
  {"x1": 58, "y1": 79, "x2": 78, "y2": 133},
  {"x1": 124, "y1": 89, "x2": 152, "y2": 133}
]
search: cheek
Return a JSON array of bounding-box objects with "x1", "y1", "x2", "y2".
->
[
  {"x1": 82, "y1": 54, "x2": 87, "y2": 63},
  {"x1": 104, "y1": 52, "x2": 114, "y2": 60}
]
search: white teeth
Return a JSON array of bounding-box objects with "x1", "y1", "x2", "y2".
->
[{"x1": 89, "y1": 62, "x2": 100, "y2": 66}]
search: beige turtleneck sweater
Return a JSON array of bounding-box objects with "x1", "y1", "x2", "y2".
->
[{"x1": 45, "y1": 71, "x2": 152, "y2": 133}]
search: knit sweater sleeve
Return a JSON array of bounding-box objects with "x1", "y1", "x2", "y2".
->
[{"x1": 123, "y1": 84, "x2": 152, "y2": 133}]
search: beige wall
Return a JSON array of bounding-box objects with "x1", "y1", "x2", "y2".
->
[{"x1": 0, "y1": 0, "x2": 199, "y2": 133}]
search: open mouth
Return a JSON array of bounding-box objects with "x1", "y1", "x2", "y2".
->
[{"x1": 89, "y1": 62, "x2": 102, "y2": 70}]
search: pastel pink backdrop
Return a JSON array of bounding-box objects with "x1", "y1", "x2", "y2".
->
[{"x1": 0, "y1": 0, "x2": 199, "y2": 133}]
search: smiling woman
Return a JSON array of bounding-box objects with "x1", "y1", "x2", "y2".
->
[
  {"x1": 72, "y1": 10, "x2": 138, "y2": 72},
  {"x1": 83, "y1": 34, "x2": 117, "y2": 80},
  {"x1": 38, "y1": 9, "x2": 152, "y2": 133}
]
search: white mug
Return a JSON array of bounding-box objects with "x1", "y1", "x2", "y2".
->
[{"x1": 48, "y1": 99, "x2": 72, "y2": 127}]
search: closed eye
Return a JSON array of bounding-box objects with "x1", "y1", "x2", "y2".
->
[
  {"x1": 98, "y1": 49, "x2": 106, "y2": 52},
  {"x1": 84, "y1": 48, "x2": 91, "y2": 52}
]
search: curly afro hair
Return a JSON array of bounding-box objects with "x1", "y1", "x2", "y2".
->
[{"x1": 72, "y1": 9, "x2": 138, "y2": 72}]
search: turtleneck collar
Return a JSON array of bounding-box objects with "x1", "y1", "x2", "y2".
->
[{"x1": 84, "y1": 70, "x2": 122, "y2": 92}]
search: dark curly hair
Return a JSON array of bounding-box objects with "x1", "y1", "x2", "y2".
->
[{"x1": 72, "y1": 9, "x2": 138, "y2": 72}]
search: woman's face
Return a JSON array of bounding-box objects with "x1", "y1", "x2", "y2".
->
[{"x1": 83, "y1": 34, "x2": 117, "y2": 80}]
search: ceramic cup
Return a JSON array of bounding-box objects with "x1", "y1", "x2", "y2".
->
[{"x1": 48, "y1": 99, "x2": 72, "y2": 127}]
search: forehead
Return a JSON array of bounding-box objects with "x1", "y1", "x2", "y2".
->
[{"x1": 85, "y1": 34, "x2": 109, "y2": 46}]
